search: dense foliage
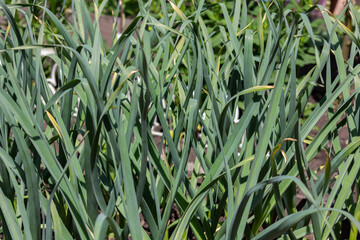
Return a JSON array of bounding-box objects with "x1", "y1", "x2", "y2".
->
[{"x1": 1, "y1": 0, "x2": 360, "y2": 239}]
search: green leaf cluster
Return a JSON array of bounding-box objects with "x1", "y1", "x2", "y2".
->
[{"x1": 1, "y1": 0, "x2": 360, "y2": 239}]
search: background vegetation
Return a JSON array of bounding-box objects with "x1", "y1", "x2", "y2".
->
[{"x1": 1, "y1": 0, "x2": 360, "y2": 239}]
